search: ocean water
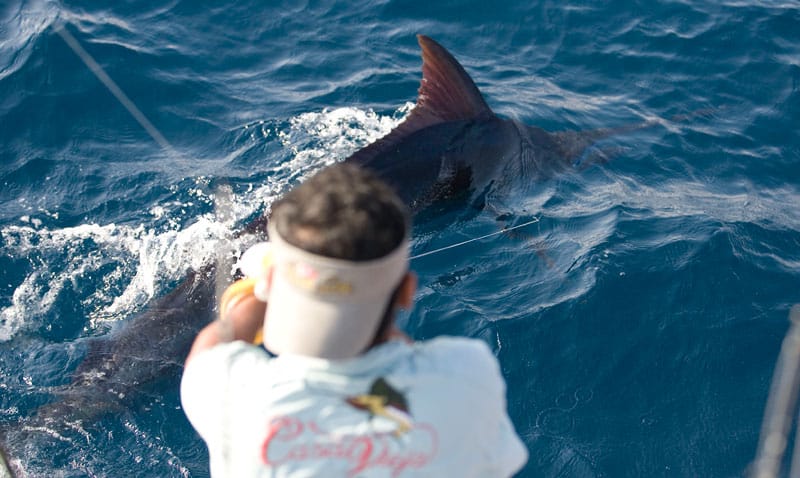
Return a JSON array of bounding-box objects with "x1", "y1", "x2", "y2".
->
[{"x1": 1, "y1": 0, "x2": 799, "y2": 476}]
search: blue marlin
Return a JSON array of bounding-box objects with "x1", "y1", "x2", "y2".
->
[{"x1": 1, "y1": 34, "x2": 660, "y2": 476}]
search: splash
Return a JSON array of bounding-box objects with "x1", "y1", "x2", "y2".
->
[
  {"x1": 0, "y1": 106, "x2": 409, "y2": 342},
  {"x1": 0, "y1": 219, "x2": 235, "y2": 340},
  {"x1": 274, "y1": 104, "x2": 412, "y2": 183}
]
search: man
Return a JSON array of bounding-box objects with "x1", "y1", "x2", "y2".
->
[{"x1": 181, "y1": 163, "x2": 528, "y2": 477}]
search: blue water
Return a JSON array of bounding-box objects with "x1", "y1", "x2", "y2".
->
[{"x1": 1, "y1": 0, "x2": 799, "y2": 476}]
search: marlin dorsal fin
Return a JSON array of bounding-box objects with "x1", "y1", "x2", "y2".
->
[
  {"x1": 414, "y1": 34, "x2": 493, "y2": 123},
  {"x1": 346, "y1": 35, "x2": 494, "y2": 166}
]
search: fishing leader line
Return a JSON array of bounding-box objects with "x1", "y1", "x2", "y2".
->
[{"x1": 410, "y1": 217, "x2": 540, "y2": 260}]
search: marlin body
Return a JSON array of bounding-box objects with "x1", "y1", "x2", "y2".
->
[
  {"x1": 347, "y1": 35, "x2": 645, "y2": 214},
  {"x1": 42, "y1": 267, "x2": 216, "y2": 420}
]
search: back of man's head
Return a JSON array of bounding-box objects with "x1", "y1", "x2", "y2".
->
[
  {"x1": 261, "y1": 163, "x2": 411, "y2": 359},
  {"x1": 270, "y1": 163, "x2": 409, "y2": 261}
]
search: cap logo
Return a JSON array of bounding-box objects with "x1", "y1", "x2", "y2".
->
[{"x1": 284, "y1": 261, "x2": 354, "y2": 296}]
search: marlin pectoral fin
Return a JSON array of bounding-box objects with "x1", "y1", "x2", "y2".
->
[
  {"x1": 492, "y1": 211, "x2": 555, "y2": 266},
  {"x1": 531, "y1": 240, "x2": 556, "y2": 269},
  {"x1": 346, "y1": 35, "x2": 495, "y2": 166}
]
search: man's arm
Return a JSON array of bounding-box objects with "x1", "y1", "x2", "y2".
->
[{"x1": 185, "y1": 293, "x2": 266, "y2": 365}]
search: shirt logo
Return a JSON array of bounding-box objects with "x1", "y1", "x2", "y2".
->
[
  {"x1": 346, "y1": 377, "x2": 412, "y2": 436},
  {"x1": 260, "y1": 378, "x2": 439, "y2": 476},
  {"x1": 261, "y1": 417, "x2": 438, "y2": 477}
]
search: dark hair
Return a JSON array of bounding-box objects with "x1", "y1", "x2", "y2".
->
[{"x1": 270, "y1": 163, "x2": 410, "y2": 261}]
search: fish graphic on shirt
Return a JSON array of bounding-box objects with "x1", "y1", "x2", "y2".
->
[{"x1": 346, "y1": 377, "x2": 413, "y2": 436}]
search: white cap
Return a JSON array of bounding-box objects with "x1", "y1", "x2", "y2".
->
[{"x1": 236, "y1": 222, "x2": 409, "y2": 359}]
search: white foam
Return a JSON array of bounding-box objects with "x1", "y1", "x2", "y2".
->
[
  {"x1": 0, "y1": 106, "x2": 409, "y2": 341},
  {"x1": 274, "y1": 105, "x2": 411, "y2": 182}
]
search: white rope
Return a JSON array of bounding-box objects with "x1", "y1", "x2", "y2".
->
[
  {"x1": 55, "y1": 24, "x2": 175, "y2": 155},
  {"x1": 410, "y1": 217, "x2": 539, "y2": 260}
]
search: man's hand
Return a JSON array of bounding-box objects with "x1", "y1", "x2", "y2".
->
[{"x1": 185, "y1": 282, "x2": 267, "y2": 365}]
